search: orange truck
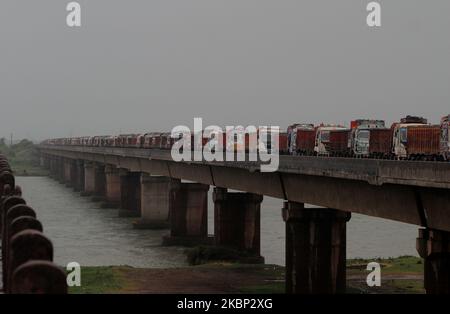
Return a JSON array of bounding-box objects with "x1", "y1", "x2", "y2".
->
[
  {"x1": 392, "y1": 116, "x2": 441, "y2": 160},
  {"x1": 287, "y1": 124, "x2": 315, "y2": 155}
]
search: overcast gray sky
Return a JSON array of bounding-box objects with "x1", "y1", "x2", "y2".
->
[{"x1": 1, "y1": 1, "x2": 449, "y2": 141}]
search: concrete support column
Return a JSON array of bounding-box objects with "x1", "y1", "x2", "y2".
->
[
  {"x1": 92, "y1": 164, "x2": 106, "y2": 201},
  {"x1": 282, "y1": 202, "x2": 351, "y2": 294},
  {"x1": 213, "y1": 188, "x2": 263, "y2": 257},
  {"x1": 103, "y1": 165, "x2": 121, "y2": 208},
  {"x1": 44, "y1": 156, "x2": 51, "y2": 170},
  {"x1": 163, "y1": 183, "x2": 210, "y2": 245},
  {"x1": 56, "y1": 157, "x2": 65, "y2": 183},
  {"x1": 82, "y1": 162, "x2": 96, "y2": 196},
  {"x1": 133, "y1": 175, "x2": 179, "y2": 229},
  {"x1": 48, "y1": 157, "x2": 57, "y2": 179},
  {"x1": 63, "y1": 159, "x2": 72, "y2": 185},
  {"x1": 118, "y1": 171, "x2": 141, "y2": 217},
  {"x1": 50, "y1": 156, "x2": 59, "y2": 181},
  {"x1": 417, "y1": 228, "x2": 450, "y2": 294},
  {"x1": 72, "y1": 160, "x2": 84, "y2": 192}
]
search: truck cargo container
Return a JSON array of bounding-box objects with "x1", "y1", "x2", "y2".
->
[
  {"x1": 368, "y1": 128, "x2": 392, "y2": 158},
  {"x1": 406, "y1": 126, "x2": 440, "y2": 155},
  {"x1": 278, "y1": 132, "x2": 289, "y2": 154},
  {"x1": 328, "y1": 129, "x2": 351, "y2": 156}
]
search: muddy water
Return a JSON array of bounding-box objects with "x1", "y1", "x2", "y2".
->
[{"x1": 16, "y1": 177, "x2": 418, "y2": 267}]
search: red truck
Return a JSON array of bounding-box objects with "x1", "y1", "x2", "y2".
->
[
  {"x1": 392, "y1": 116, "x2": 441, "y2": 160},
  {"x1": 287, "y1": 124, "x2": 315, "y2": 155}
]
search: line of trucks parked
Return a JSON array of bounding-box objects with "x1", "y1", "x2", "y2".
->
[{"x1": 43, "y1": 114, "x2": 450, "y2": 161}]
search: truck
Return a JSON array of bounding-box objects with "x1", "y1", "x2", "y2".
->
[
  {"x1": 348, "y1": 119, "x2": 391, "y2": 158},
  {"x1": 314, "y1": 125, "x2": 349, "y2": 156},
  {"x1": 391, "y1": 116, "x2": 441, "y2": 160},
  {"x1": 441, "y1": 115, "x2": 449, "y2": 160},
  {"x1": 287, "y1": 123, "x2": 315, "y2": 155}
]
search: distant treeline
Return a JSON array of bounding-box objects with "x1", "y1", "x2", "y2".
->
[{"x1": 0, "y1": 138, "x2": 45, "y2": 176}]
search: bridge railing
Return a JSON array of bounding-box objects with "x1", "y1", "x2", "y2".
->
[{"x1": 0, "y1": 154, "x2": 67, "y2": 294}]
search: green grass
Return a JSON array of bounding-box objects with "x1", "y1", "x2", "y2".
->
[
  {"x1": 185, "y1": 245, "x2": 262, "y2": 265},
  {"x1": 65, "y1": 257, "x2": 425, "y2": 294},
  {"x1": 0, "y1": 139, "x2": 48, "y2": 176},
  {"x1": 8, "y1": 160, "x2": 48, "y2": 176},
  {"x1": 68, "y1": 266, "x2": 126, "y2": 294},
  {"x1": 347, "y1": 255, "x2": 423, "y2": 274},
  {"x1": 238, "y1": 282, "x2": 285, "y2": 294}
]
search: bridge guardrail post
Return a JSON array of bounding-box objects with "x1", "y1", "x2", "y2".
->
[
  {"x1": 11, "y1": 260, "x2": 67, "y2": 294},
  {"x1": 3, "y1": 204, "x2": 37, "y2": 292},
  {"x1": 0, "y1": 156, "x2": 67, "y2": 294}
]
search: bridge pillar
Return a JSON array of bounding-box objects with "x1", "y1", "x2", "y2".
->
[
  {"x1": 417, "y1": 228, "x2": 450, "y2": 294},
  {"x1": 92, "y1": 164, "x2": 106, "y2": 201},
  {"x1": 41, "y1": 156, "x2": 50, "y2": 169},
  {"x1": 56, "y1": 157, "x2": 65, "y2": 183},
  {"x1": 118, "y1": 171, "x2": 141, "y2": 217},
  {"x1": 133, "y1": 175, "x2": 179, "y2": 229},
  {"x1": 82, "y1": 162, "x2": 96, "y2": 196},
  {"x1": 63, "y1": 159, "x2": 72, "y2": 185},
  {"x1": 163, "y1": 182, "x2": 210, "y2": 245},
  {"x1": 71, "y1": 160, "x2": 84, "y2": 192},
  {"x1": 103, "y1": 165, "x2": 121, "y2": 208},
  {"x1": 213, "y1": 188, "x2": 263, "y2": 259},
  {"x1": 48, "y1": 157, "x2": 57, "y2": 179},
  {"x1": 282, "y1": 202, "x2": 351, "y2": 294}
]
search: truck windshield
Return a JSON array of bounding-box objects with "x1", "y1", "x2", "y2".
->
[
  {"x1": 320, "y1": 131, "x2": 330, "y2": 142},
  {"x1": 357, "y1": 130, "x2": 369, "y2": 141},
  {"x1": 400, "y1": 128, "x2": 407, "y2": 143}
]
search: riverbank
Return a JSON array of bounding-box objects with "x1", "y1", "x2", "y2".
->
[
  {"x1": 69, "y1": 256, "x2": 425, "y2": 294},
  {"x1": 0, "y1": 140, "x2": 48, "y2": 176}
]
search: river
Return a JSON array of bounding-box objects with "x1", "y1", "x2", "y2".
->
[{"x1": 16, "y1": 176, "x2": 419, "y2": 268}]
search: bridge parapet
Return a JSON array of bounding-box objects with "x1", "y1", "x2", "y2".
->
[
  {"x1": 39, "y1": 145, "x2": 450, "y2": 189},
  {"x1": 0, "y1": 155, "x2": 67, "y2": 294}
]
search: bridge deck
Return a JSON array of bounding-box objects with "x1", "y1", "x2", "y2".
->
[{"x1": 40, "y1": 145, "x2": 450, "y2": 189}]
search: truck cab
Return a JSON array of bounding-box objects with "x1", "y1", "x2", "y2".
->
[
  {"x1": 314, "y1": 125, "x2": 347, "y2": 156},
  {"x1": 350, "y1": 119, "x2": 385, "y2": 157},
  {"x1": 287, "y1": 123, "x2": 314, "y2": 154},
  {"x1": 392, "y1": 123, "x2": 423, "y2": 158}
]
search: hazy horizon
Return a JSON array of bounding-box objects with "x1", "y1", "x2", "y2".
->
[{"x1": 1, "y1": 1, "x2": 449, "y2": 141}]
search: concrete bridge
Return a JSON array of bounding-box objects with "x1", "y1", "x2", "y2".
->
[{"x1": 39, "y1": 145, "x2": 450, "y2": 294}]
